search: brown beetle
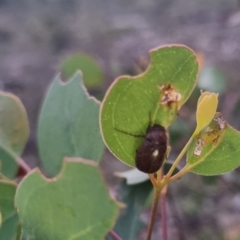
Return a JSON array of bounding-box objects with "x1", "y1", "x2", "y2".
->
[
  {"x1": 135, "y1": 124, "x2": 167, "y2": 173},
  {"x1": 116, "y1": 123, "x2": 167, "y2": 174}
]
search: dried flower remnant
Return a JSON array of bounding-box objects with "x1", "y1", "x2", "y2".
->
[
  {"x1": 158, "y1": 84, "x2": 182, "y2": 106},
  {"x1": 214, "y1": 112, "x2": 227, "y2": 130},
  {"x1": 194, "y1": 138, "x2": 205, "y2": 156},
  {"x1": 205, "y1": 128, "x2": 221, "y2": 145},
  {"x1": 201, "y1": 113, "x2": 227, "y2": 146}
]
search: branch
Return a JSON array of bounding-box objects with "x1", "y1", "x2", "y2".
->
[
  {"x1": 146, "y1": 189, "x2": 161, "y2": 240},
  {"x1": 16, "y1": 157, "x2": 31, "y2": 174}
]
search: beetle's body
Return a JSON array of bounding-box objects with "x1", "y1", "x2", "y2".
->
[{"x1": 135, "y1": 124, "x2": 167, "y2": 173}]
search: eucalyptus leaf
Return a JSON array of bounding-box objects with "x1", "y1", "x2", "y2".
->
[
  {"x1": 15, "y1": 159, "x2": 120, "y2": 240},
  {"x1": 101, "y1": 45, "x2": 199, "y2": 168},
  {"x1": 0, "y1": 180, "x2": 20, "y2": 240},
  {"x1": 187, "y1": 115, "x2": 240, "y2": 175},
  {"x1": 0, "y1": 92, "x2": 29, "y2": 178},
  {"x1": 61, "y1": 54, "x2": 104, "y2": 88},
  {"x1": 38, "y1": 73, "x2": 104, "y2": 176}
]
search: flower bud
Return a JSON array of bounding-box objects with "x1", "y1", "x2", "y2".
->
[{"x1": 195, "y1": 91, "x2": 218, "y2": 134}]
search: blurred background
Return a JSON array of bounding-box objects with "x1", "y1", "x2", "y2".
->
[{"x1": 1, "y1": 0, "x2": 240, "y2": 239}]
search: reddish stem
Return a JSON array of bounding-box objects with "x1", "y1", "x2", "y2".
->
[
  {"x1": 16, "y1": 158, "x2": 31, "y2": 174},
  {"x1": 161, "y1": 191, "x2": 168, "y2": 240},
  {"x1": 146, "y1": 189, "x2": 161, "y2": 240},
  {"x1": 109, "y1": 230, "x2": 122, "y2": 240}
]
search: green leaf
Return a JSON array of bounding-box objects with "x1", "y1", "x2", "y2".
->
[
  {"x1": 187, "y1": 114, "x2": 240, "y2": 175},
  {"x1": 101, "y1": 45, "x2": 199, "y2": 167},
  {"x1": 15, "y1": 159, "x2": 120, "y2": 240},
  {"x1": 38, "y1": 73, "x2": 105, "y2": 176},
  {"x1": 0, "y1": 215, "x2": 21, "y2": 240},
  {"x1": 107, "y1": 180, "x2": 152, "y2": 240},
  {"x1": 61, "y1": 54, "x2": 104, "y2": 88},
  {"x1": 0, "y1": 92, "x2": 29, "y2": 178},
  {"x1": 0, "y1": 150, "x2": 18, "y2": 179},
  {"x1": 0, "y1": 172, "x2": 15, "y2": 183},
  {"x1": 0, "y1": 180, "x2": 20, "y2": 240},
  {"x1": 0, "y1": 181, "x2": 16, "y2": 220}
]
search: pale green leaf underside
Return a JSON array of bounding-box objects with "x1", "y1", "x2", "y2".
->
[
  {"x1": 15, "y1": 159, "x2": 120, "y2": 240},
  {"x1": 101, "y1": 45, "x2": 199, "y2": 167},
  {"x1": 187, "y1": 125, "x2": 240, "y2": 175},
  {"x1": 38, "y1": 73, "x2": 104, "y2": 176}
]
